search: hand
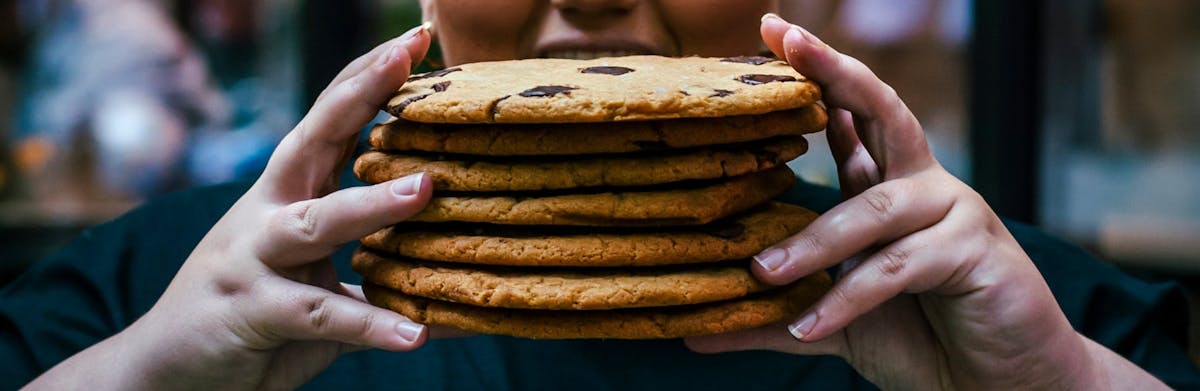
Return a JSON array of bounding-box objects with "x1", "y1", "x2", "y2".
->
[
  {"x1": 685, "y1": 15, "x2": 1166, "y2": 390},
  {"x1": 30, "y1": 25, "x2": 446, "y2": 390}
]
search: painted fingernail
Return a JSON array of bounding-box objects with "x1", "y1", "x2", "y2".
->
[
  {"x1": 754, "y1": 247, "x2": 788, "y2": 272},
  {"x1": 788, "y1": 312, "x2": 818, "y2": 340},
  {"x1": 761, "y1": 12, "x2": 783, "y2": 22},
  {"x1": 391, "y1": 172, "x2": 424, "y2": 196},
  {"x1": 395, "y1": 321, "x2": 425, "y2": 342}
]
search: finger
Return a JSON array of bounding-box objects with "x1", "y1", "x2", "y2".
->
[
  {"x1": 684, "y1": 323, "x2": 845, "y2": 357},
  {"x1": 752, "y1": 176, "x2": 952, "y2": 285},
  {"x1": 259, "y1": 26, "x2": 432, "y2": 201},
  {"x1": 759, "y1": 13, "x2": 788, "y2": 60},
  {"x1": 318, "y1": 23, "x2": 433, "y2": 103},
  {"x1": 785, "y1": 224, "x2": 960, "y2": 342},
  {"x1": 341, "y1": 282, "x2": 476, "y2": 339},
  {"x1": 827, "y1": 108, "x2": 879, "y2": 198},
  {"x1": 257, "y1": 173, "x2": 432, "y2": 267},
  {"x1": 760, "y1": 14, "x2": 935, "y2": 178},
  {"x1": 340, "y1": 282, "x2": 369, "y2": 302},
  {"x1": 247, "y1": 277, "x2": 428, "y2": 352}
]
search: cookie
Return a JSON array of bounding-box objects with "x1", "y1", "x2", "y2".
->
[
  {"x1": 386, "y1": 55, "x2": 821, "y2": 124},
  {"x1": 354, "y1": 136, "x2": 807, "y2": 192},
  {"x1": 370, "y1": 104, "x2": 827, "y2": 156},
  {"x1": 353, "y1": 249, "x2": 774, "y2": 310},
  {"x1": 408, "y1": 166, "x2": 795, "y2": 226},
  {"x1": 361, "y1": 271, "x2": 830, "y2": 339},
  {"x1": 360, "y1": 201, "x2": 817, "y2": 267}
]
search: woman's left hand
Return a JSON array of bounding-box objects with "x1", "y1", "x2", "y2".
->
[{"x1": 685, "y1": 15, "x2": 1165, "y2": 390}]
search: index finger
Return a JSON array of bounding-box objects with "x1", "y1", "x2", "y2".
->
[
  {"x1": 258, "y1": 25, "x2": 432, "y2": 202},
  {"x1": 760, "y1": 14, "x2": 935, "y2": 178}
]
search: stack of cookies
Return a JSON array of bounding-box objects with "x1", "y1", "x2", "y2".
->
[{"x1": 353, "y1": 55, "x2": 831, "y2": 339}]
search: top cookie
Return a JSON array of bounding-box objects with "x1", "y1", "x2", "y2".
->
[{"x1": 387, "y1": 55, "x2": 821, "y2": 123}]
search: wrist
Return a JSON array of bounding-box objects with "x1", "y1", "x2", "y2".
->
[{"x1": 1077, "y1": 333, "x2": 1170, "y2": 390}]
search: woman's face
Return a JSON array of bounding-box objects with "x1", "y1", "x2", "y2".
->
[{"x1": 420, "y1": 0, "x2": 778, "y2": 66}]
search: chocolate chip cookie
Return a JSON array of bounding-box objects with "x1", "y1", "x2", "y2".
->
[
  {"x1": 353, "y1": 249, "x2": 773, "y2": 310},
  {"x1": 354, "y1": 136, "x2": 807, "y2": 192},
  {"x1": 360, "y1": 201, "x2": 817, "y2": 267},
  {"x1": 387, "y1": 55, "x2": 821, "y2": 123},
  {"x1": 407, "y1": 166, "x2": 795, "y2": 226},
  {"x1": 361, "y1": 270, "x2": 830, "y2": 339},
  {"x1": 371, "y1": 104, "x2": 826, "y2": 156}
]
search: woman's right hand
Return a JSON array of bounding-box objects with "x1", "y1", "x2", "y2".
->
[{"x1": 28, "y1": 24, "x2": 442, "y2": 390}]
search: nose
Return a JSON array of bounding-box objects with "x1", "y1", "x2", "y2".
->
[{"x1": 551, "y1": 0, "x2": 638, "y2": 17}]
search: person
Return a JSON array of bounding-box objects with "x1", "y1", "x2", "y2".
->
[{"x1": 3, "y1": 1, "x2": 1196, "y2": 389}]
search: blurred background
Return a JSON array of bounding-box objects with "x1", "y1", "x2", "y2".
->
[{"x1": 0, "y1": 0, "x2": 1197, "y2": 300}]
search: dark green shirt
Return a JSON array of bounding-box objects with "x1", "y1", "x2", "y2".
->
[{"x1": 2, "y1": 180, "x2": 1197, "y2": 389}]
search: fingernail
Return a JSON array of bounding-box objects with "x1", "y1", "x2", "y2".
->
[
  {"x1": 391, "y1": 172, "x2": 424, "y2": 196},
  {"x1": 395, "y1": 321, "x2": 425, "y2": 342},
  {"x1": 794, "y1": 25, "x2": 827, "y2": 47},
  {"x1": 788, "y1": 312, "x2": 818, "y2": 340},
  {"x1": 754, "y1": 247, "x2": 788, "y2": 272},
  {"x1": 420, "y1": 20, "x2": 434, "y2": 35},
  {"x1": 399, "y1": 24, "x2": 425, "y2": 41},
  {"x1": 762, "y1": 12, "x2": 782, "y2": 23}
]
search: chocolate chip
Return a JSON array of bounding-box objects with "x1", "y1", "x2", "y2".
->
[
  {"x1": 579, "y1": 66, "x2": 635, "y2": 76},
  {"x1": 737, "y1": 74, "x2": 797, "y2": 85},
  {"x1": 721, "y1": 56, "x2": 775, "y2": 65},
  {"x1": 487, "y1": 95, "x2": 511, "y2": 121},
  {"x1": 710, "y1": 89, "x2": 734, "y2": 98},
  {"x1": 408, "y1": 67, "x2": 462, "y2": 81},
  {"x1": 703, "y1": 223, "x2": 746, "y2": 239},
  {"x1": 392, "y1": 93, "x2": 433, "y2": 115},
  {"x1": 431, "y1": 81, "x2": 451, "y2": 92},
  {"x1": 518, "y1": 85, "x2": 578, "y2": 98}
]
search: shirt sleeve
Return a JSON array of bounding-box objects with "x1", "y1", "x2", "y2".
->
[
  {"x1": 0, "y1": 182, "x2": 249, "y2": 389},
  {"x1": 1007, "y1": 220, "x2": 1200, "y2": 388}
]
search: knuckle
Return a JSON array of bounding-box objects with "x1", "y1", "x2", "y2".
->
[
  {"x1": 307, "y1": 296, "x2": 333, "y2": 332},
  {"x1": 827, "y1": 284, "x2": 857, "y2": 308},
  {"x1": 355, "y1": 311, "x2": 378, "y2": 338},
  {"x1": 795, "y1": 231, "x2": 825, "y2": 255},
  {"x1": 279, "y1": 202, "x2": 321, "y2": 246},
  {"x1": 348, "y1": 76, "x2": 378, "y2": 110},
  {"x1": 877, "y1": 246, "x2": 910, "y2": 277},
  {"x1": 861, "y1": 188, "x2": 896, "y2": 219},
  {"x1": 879, "y1": 83, "x2": 903, "y2": 108}
]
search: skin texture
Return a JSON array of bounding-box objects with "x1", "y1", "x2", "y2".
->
[
  {"x1": 26, "y1": 1, "x2": 1169, "y2": 390},
  {"x1": 421, "y1": 0, "x2": 776, "y2": 64},
  {"x1": 684, "y1": 15, "x2": 1167, "y2": 390}
]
